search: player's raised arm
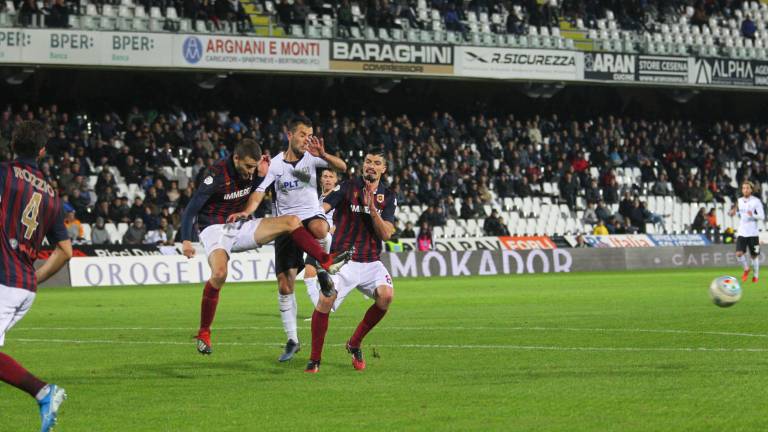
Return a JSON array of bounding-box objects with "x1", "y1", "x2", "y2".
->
[
  {"x1": 363, "y1": 184, "x2": 396, "y2": 241},
  {"x1": 308, "y1": 136, "x2": 347, "y2": 172},
  {"x1": 180, "y1": 170, "x2": 219, "y2": 258}
]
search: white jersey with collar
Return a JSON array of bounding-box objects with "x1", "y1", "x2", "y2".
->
[
  {"x1": 256, "y1": 151, "x2": 329, "y2": 221},
  {"x1": 737, "y1": 195, "x2": 765, "y2": 237}
]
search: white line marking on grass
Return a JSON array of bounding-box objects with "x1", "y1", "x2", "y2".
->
[
  {"x1": 11, "y1": 337, "x2": 768, "y2": 353},
  {"x1": 12, "y1": 326, "x2": 768, "y2": 339}
]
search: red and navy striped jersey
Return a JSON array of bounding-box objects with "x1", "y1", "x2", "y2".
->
[
  {"x1": 326, "y1": 177, "x2": 396, "y2": 262},
  {"x1": 180, "y1": 157, "x2": 263, "y2": 241},
  {"x1": 0, "y1": 159, "x2": 68, "y2": 292}
]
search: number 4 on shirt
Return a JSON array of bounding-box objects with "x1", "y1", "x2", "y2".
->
[{"x1": 21, "y1": 192, "x2": 42, "y2": 240}]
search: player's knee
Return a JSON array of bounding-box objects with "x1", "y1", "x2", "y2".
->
[
  {"x1": 285, "y1": 215, "x2": 301, "y2": 230},
  {"x1": 377, "y1": 288, "x2": 394, "y2": 308},
  {"x1": 211, "y1": 268, "x2": 228, "y2": 284},
  {"x1": 317, "y1": 294, "x2": 335, "y2": 313}
]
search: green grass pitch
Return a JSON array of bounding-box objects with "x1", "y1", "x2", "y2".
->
[{"x1": 3, "y1": 268, "x2": 768, "y2": 431}]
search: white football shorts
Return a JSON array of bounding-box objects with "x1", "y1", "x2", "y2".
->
[
  {"x1": 0, "y1": 284, "x2": 36, "y2": 347},
  {"x1": 199, "y1": 219, "x2": 263, "y2": 257},
  {"x1": 332, "y1": 260, "x2": 393, "y2": 311}
]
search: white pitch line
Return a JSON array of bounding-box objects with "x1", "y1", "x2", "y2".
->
[
  {"x1": 12, "y1": 326, "x2": 768, "y2": 339},
  {"x1": 11, "y1": 337, "x2": 768, "y2": 353}
]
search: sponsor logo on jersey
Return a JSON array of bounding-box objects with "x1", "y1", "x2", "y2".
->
[
  {"x1": 350, "y1": 204, "x2": 382, "y2": 214},
  {"x1": 223, "y1": 187, "x2": 251, "y2": 200}
]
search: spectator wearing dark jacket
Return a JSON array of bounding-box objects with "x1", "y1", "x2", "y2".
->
[{"x1": 483, "y1": 210, "x2": 507, "y2": 236}]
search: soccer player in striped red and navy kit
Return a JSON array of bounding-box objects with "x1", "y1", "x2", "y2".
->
[
  {"x1": 0, "y1": 121, "x2": 73, "y2": 432},
  {"x1": 305, "y1": 147, "x2": 397, "y2": 373},
  {"x1": 180, "y1": 139, "x2": 351, "y2": 355}
]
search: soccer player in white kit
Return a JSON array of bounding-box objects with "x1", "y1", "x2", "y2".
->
[
  {"x1": 730, "y1": 181, "x2": 765, "y2": 283},
  {"x1": 227, "y1": 115, "x2": 347, "y2": 361}
]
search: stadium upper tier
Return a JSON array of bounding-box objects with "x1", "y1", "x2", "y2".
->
[
  {"x1": 0, "y1": 105, "x2": 763, "y2": 244},
  {"x1": 2, "y1": 0, "x2": 768, "y2": 59}
]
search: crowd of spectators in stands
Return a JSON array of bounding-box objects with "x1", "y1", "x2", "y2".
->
[
  {"x1": 6, "y1": 0, "x2": 249, "y2": 30},
  {"x1": 7, "y1": 0, "x2": 760, "y2": 47},
  {"x1": 0, "y1": 103, "x2": 765, "y2": 243},
  {"x1": 270, "y1": 0, "x2": 761, "y2": 39}
]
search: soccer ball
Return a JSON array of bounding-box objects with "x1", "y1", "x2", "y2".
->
[{"x1": 709, "y1": 276, "x2": 742, "y2": 308}]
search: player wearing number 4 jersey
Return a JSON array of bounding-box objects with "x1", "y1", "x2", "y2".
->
[
  {"x1": 730, "y1": 181, "x2": 765, "y2": 283},
  {"x1": 305, "y1": 147, "x2": 397, "y2": 373},
  {"x1": 0, "y1": 121, "x2": 72, "y2": 432},
  {"x1": 180, "y1": 138, "x2": 351, "y2": 356}
]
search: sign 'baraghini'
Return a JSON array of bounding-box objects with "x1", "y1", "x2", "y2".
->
[{"x1": 330, "y1": 40, "x2": 454, "y2": 75}]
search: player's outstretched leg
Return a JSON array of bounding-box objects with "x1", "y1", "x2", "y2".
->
[
  {"x1": 0, "y1": 353, "x2": 66, "y2": 432},
  {"x1": 197, "y1": 250, "x2": 228, "y2": 355},
  {"x1": 254, "y1": 216, "x2": 353, "y2": 274},
  {"x1": 346, "y1": 285, "x2": 393, "y2": 371}
]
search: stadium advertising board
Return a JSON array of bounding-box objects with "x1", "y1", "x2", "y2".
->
[
  {"x1": 583, "y1": 52, "x2": 636, "y2": 81},
  {"x1": 383, "y1": 249, "x2": 573, "y2": 277},
  {"x1": 754, "y1": 61, "x2": 768, "y2": 86},
  {"x1": 23, "y1": 29, "x2": 100, "y2": 65},
  {"x1": 636, "y1": 55, "x2": 689, "y2": 83},
  {"x1": 455, "y1": 46, "x2": 581, "y2": 80},
  {"x1": 692, "y1": 57, "x2": 754, "y2": 86},
  {"x1": 581, "y1": 234, "x2": 655, "y2": 248},
  {"x1": 175, "y1": 35, "x2": 327, "y2": 71},
  {"x1": 329, "y1": 40, "x2": 453, "y2": 75},
  {"x1": 63, "y1": 245, "x2": 760, "y2": 287},
  {"x1": 0, "y1": 29, "x2": 27, "y2": 63},
  {"x1": 399, "y1": 235, "x2": 555, "y2": 251},
  {"x1": 69, "y1": 252, "x2": 278, "y2": 287},
  {"x1": 102, "y1": 32, "x2": 174, "y2": 67},
  {"x1": 647, "y1": 234, "x2": 711, "y2": 247},
  {"x1": 68, "y1": 249, "x2": 572, "y2": 286}
]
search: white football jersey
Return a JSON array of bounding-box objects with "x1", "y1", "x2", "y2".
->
[
  {"x1": 737, "y1": 195, "x2": 765, "y2": 237},
  {"x1": 320, "y1": 190, "x2": 336, "y2": 229},
  {"x1": 256, "y1": 152, "x2": 328, "y2": 221}
]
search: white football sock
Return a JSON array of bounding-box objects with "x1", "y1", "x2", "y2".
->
[
  {"x1": 35, "y1": 385, "x2": 50, "y2": 401},
  {"x1": 752, "y1": 258, "x2": 760, "y2": 278},
  {"x1": 304, "y1": 277, "x2": 320, "y2": 307},
  {"x1": 278, "y1": 293, "x2": 298, "y2": 343},
  {"x1": 320, "y1": 233, "x2": 332, "y2": 253},
  {"x1": 739, "y1": 254, "x2": 749, "y2": 271}
]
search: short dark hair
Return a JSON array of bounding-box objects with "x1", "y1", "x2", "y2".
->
[
  {"x1": 12, "y1": 120, "x2": 48, "y2": 158},
  {"x1": 234, "y1": 138, "x2": 262, "y2": 160},
  {"x1": 287, "y1": 115, "x2": 312, "y2": 132},
  {"x1": 365, "y1": 146, "x2": 386, "y2": 159}
]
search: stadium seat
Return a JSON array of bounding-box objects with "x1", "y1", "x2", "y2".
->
[{"x1": 82, "y1": 223, "x2": 92, "y2": 243}]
